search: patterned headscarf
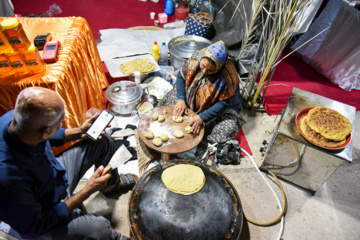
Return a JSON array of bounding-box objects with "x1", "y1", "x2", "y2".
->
[{"x1": 181, "y1": 40, "x2": 239, "y2": 113}]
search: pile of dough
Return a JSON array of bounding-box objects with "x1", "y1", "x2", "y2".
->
[
  {"x1": 161, "y1": 164, "x2": 206, "y2": 195},
  {"x1": 173, "y1": 130, "x2": 184, "y2": 138},
  {"x1": 145, "y1": 131, "x2": 154, "y2": 139},
  {"x1": 152, "y1": 113, "x2": 159, "y2": 120},
  {"x1": 185, "y1": 126, "x2": 192, "y2": 134},
  {"x1": 153, "y1": 138, "x2": 162, "y2": 147},
  {"x1": 158, "y1": 115, "x2": 165, "y2": 122},
  {"x1": 172, "y1": 116, "x2": 183, "y2": 123},
  {"x1": 160, "y1": 133, "x2": 169, "y2": 142}
]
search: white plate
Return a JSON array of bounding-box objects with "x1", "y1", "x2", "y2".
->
[{"x1": 104, "y1": 54, "x2": 161, "y2": 78}]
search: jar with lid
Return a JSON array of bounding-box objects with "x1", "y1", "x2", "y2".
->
[
  {"x1": 1, "y1": 18, "x2": 31, "y2": 52},
  {"x1": 22, "y1": 44, "x2": 46, "y2": 74},
  {"x1": 175, "y1": 5, "x2": 190, "y2": 20},
  {"x1": 0, "y1": 54, "x2": 15, "y2": 78},
  {"x1": 0, "y1": 30, "x2": 12, "y2": 54},
  {"x1": 6, "y1": 51, "x2": 29, "y2": 76}
]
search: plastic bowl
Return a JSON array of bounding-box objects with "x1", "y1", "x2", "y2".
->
[{"x1": 138, "y1": 102, "x2": 154, "y2": 118}]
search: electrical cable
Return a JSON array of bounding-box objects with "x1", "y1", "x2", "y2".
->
[{"x1": 241, "y1": 148, "x2": 286, "y2": 240}]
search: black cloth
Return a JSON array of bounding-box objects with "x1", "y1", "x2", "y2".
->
[{"x1": 214, "y1": 140, "x2": 242, "y2": 165}]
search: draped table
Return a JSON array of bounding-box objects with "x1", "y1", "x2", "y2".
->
[{"x1": 0, "y1": 17, "x2": 108, "y2": 155}]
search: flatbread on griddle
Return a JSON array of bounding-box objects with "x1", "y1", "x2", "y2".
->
[
  {"x1": 307, "y1": 107, "x2": 352, "y2": 141},
  {"x1": 161, "y1": 164, "x2": 205, "y2": 195},
  {"x1": 300, "y1": 116, "x2": 346, "y2": 148}
]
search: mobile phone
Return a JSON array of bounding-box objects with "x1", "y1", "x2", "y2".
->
[
  {"x1": 42, "y1": 40, "x2": 60, "y2": 63},
  {"x1": 86, "y1": 110, "x2": 114, "y2": 141}
]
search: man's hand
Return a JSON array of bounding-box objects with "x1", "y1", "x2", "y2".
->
[
  {"x1": 189, "y1": 114, "x2": 203, "y2": 134},
  {"x1": 79, "y1": 113, "x2": 110, "y2": 140},
  {"x1": 64, "y1": 112, "x2": 111, "y2": 142},
  {"x1": 173, "y1": 100, "x2": 187, "y2": 117},
  {"x1": 83, "y1": 166, "x2": 111, "y2": 195},
  {"x1": 65, "y1": 166, "x2": 111, "y2": 214}
]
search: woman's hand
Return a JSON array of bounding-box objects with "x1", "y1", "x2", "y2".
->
[
  {"x1": 173, "y1": 100, "x2": 187, "y2": 117},
  {"x1": 189, "y1": 114, "x2": 203, "y2": 134}
]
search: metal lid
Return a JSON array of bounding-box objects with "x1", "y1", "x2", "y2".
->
[
  {"x1": 105, "y1": 81, "x2": 142, "y2": 104},
  {"x1": 168, "y1": 35, "x2": 212, "y2": 59}
]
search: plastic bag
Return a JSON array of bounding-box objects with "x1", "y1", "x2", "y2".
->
[
  {"x1": 40, "y1": 3, "x2": 62, "y2": 17},
  {"x1": 86, "y1": 108, "x2": 101, "y2": 118}
]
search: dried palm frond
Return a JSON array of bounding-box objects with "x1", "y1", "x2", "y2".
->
[
  {"x1": 218, "y1": 0, "x2": 233, "y2": 13},
  {"x1": 218, "y1": 0, "x2": 244, "y2": 23},
  {"x1": 238, "y1": 0, "x2": 266, "y2": 59},
  {"x1": 230, "y1": 0, "x2": 245, "y2": 23},
  {"x1": 248, "y1": 0, "x2": 315, "y2": 110}
]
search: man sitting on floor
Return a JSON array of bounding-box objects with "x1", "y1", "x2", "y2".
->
[{"x1": 0, "y1": 87, "x2": 135, "y2": 240}]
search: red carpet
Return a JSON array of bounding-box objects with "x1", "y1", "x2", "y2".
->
[
  {"x1": 233, "y1": 128, "x2": 253, "y2": 156},
  {"x1": 12, "y1": 0, "x2": 176, "y2": 39},
  {"x1": 260, "y1": 50, "x2": 360, "y2": 115},
  {"x1": 11, "y1": 0, "x2": 262, "y2": 156}
]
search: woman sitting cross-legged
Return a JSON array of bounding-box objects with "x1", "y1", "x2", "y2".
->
[{"x1": 159, "y1": 40, "x2": 245, "y2": 144}]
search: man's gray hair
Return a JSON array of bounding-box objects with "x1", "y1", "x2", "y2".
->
[{"x1": 12, "y1": 88, "x2": 63, "y2": 134}]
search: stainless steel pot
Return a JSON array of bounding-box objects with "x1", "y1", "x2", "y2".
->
[
  {"x1": 168, "y1": 35, "x2": 213, "y2": 69},
  {"x1": 105, "y1": 81, "x2": 143, "y2": 115}
]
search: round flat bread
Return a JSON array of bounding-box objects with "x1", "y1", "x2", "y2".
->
[
  {"x1": 300, "y1": 117, "x2": 346, "y2": 148},
  {"x1": 161, "y1": 164, "x2": 206, "y2": 195},
  {"x1": 119, "y1": 58, "x2": 156, "y2": 75},
  {"x1": 307, "y1": 107, "x2": 352, "y2": 141}
]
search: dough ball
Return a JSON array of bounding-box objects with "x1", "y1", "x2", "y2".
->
[
  {"x1": 173, "y1": 130, "x2": 184, "y2": 138},
  {"x1": 158, "y1": 115, "x2": 165, "y2": 122},
  {"x1": 152, "y1": 113, "x2": 159, "y2": 121},
  {"x1": 153, "y1": 137, "x2": 162, "y2": 147},
  {"x1": 172, "y1": 116, "x2": 183, "y2": 123},
  {"x1": 145, "y1": 131, "x2": 154, "y2": 139},
  {"x1": 185, "y1": 126, "x2": 192, "y2": 134},
  {"x1": 160, "y1": 133, "x2": 169, "y2": 142}
]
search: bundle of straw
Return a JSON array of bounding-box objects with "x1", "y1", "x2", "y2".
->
[
  {"x1": 251, "y1": 0, "x2": 314, "y2": 110},
  {"x1": 231, "y1": 0, "x2": 314, "y2": 109}
]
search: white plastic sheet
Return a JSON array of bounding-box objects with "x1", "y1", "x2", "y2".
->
[
  {"x1": 291, "y1": 0, "x2": 360, "y2": 91},
  {"x1": 96, "y1": 27, "x2": 186, "y2": 61},
  {"x1": 294, "y1": 0, "x2": 323, "y2": 34}
]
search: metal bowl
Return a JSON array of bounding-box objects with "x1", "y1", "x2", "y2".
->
[{"x1": 144, "y1": 94, "x2": 158, "y2": 106}]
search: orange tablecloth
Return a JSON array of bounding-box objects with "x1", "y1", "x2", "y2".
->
[{"x1": 0, "y1": 17, "x2": 108, "y2": 155}]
